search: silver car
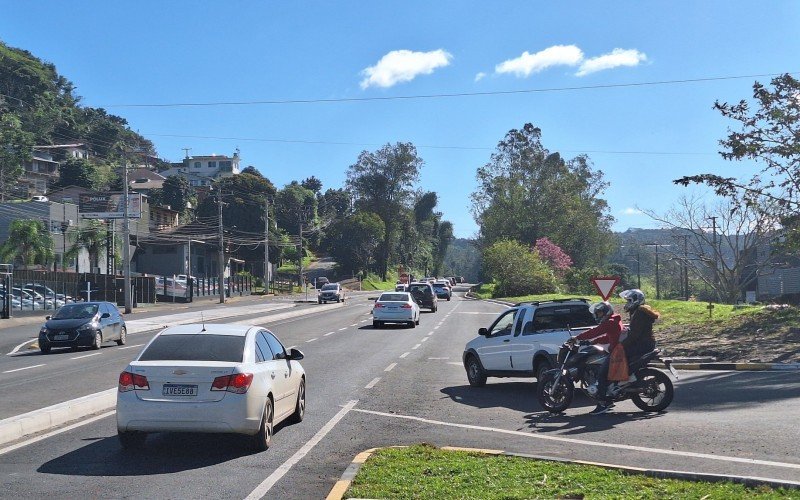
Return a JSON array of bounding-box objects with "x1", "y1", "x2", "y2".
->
[{"x1": 372, "y1": 292, "x2": 420, "y2": 328}]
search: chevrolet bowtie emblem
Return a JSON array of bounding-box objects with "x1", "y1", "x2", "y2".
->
[{"x1": 172, "y1": 369, "x2": 188, "y2": 375}]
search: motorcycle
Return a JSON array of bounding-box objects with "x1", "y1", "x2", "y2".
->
[{"x1": 537, "y1": 336, "x2": 678, "y2": 414}]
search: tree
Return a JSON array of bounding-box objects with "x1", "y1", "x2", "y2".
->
[
  {"x1": 66, "y1": 220, "x2": 115, "y2": 273},
  {"x1": 472, "y1": 124, "x2": 614, "y2": 267},
  {"x1": 275, "y1": 182, "x2": 317, "y2": 234},
  {"x1": 54, "y1": 157, "x2": 100, "y2": 189},
  {"x1": 318, "y1": 188, "x2": 352, "y2": 219},
  {"x1": 533, "y1": 237, "x2": 573, "y2": 276},
  {"x1": 675, "y1": 74, "x2": 800, "y2": 250},
  {"x1": 161, "y1": 175, "x2": 192, "y2": 213},
  {"x1": 326, "y1": 211, "x2": 385, "y2": 275},
  {"x1": 431, "y1": 220, "x2": 454, "y2": 276},
  {"x1": 241, "y1": 165, "x2": 263, "y2": 177},
  {"x1": 346, "y1": 142, "x2": 423, "y2": 279},
  {"x1": 0, "y1": 113, "x2": 33, "y2": 201},
  {"x1": 301, "y1": 176, "x2": 323, "y2": 194},
  {"x1": 643, "y1": 193, "x2": 782, "y2": 303},
  {"x1": 0, "y1": 219, "x2": 54, "y2": 267},
  {"x1": 196, "y1": 172, "x2": 277, "y2": 235},
  {"x1": 482, "y1": 239, "x2": 558, "y2": 297}
]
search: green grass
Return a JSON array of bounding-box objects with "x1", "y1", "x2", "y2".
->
[
  {"x1": 276, "y1": 255, "x2": 315, "y2": 274},
  {"x1": 345, "y1": 445, "x2": 797, "y2": 499}
]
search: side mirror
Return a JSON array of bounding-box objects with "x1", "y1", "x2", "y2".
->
[
  {"x1": 288, "y1": 348, "x2": 305, "y2": 361},
  {"x1": 45, "y1": 315, "x2": 51, "y2": 320},
  {"x1": 101, "y1": 312, "x2": 111, "y2": 318},
  {"x1": 478, "y1": 327, "x2": 489, "y2": 337}
]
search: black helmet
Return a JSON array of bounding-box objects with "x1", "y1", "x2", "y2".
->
[{"x1": 589, "y1": 301, "x2": 614, "y2": 322}]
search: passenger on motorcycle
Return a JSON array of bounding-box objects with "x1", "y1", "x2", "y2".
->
[
  {"x1": 619, "y1": 289, "x2": 660, "y2": 363},
  {"x1": 576, "y1": 301, "x2": 622, "y2": 415}
]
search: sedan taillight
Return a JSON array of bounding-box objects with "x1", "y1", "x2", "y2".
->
[
  {"x1": 401, "y1": 304, "x2": 413, "y2": 309},
  {"x1": 211, "y1": 373, "x2": 254, "y2": 394},
  {"x1": 118, "y1": 371, "x2": 149, "y2": 392},
  {"x1": 373, "y1": 303, "x2": 384, "y2": 308}
]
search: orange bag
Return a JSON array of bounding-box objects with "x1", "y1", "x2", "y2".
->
[{"x1": 607, "y1": 344, "x2": 630, "y2": 382}]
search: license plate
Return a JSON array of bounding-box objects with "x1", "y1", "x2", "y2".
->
[
  {"x1": 162, "y1": 384, "x2": 198, "y2": 396},
  {"x1": 54, "y1": 334, "x2": 69, "y2": 341}
]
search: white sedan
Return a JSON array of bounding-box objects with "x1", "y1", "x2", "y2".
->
[
  {"x1": 372, "y1": 291, "x2": 421, "y2": 328},
  {"x1": 116, "y1": 323, "x2": 305, "y2": 451}
]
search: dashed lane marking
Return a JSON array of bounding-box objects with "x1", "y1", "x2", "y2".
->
[
  {"x1": 245, "y1": 400, "x2": 359, "y2": 500},
  {"x1": 399, "y1": 352, "x2": 410, "y2": 358},
  {"x1": 428, "y1": 357, "x2": 449, "y2": 360},
  {"x1": 118, "y1": 343, "x2": 144, "y2": 350},
  {"x1": 427, "y1": 332, "x2": 434, "y2": 336},
  {"x1": 365, "y1": 377, "x2": 381, "y2": 388},
  {"x1": 350, "y1": 323, "x2": 358, "y2": 327},
  {"x1": 350, "y1": 408, "x2": 800, "y2": 472},
  {"x1": 2, "y1": 363, "x2": 45, "y2": 374},
  {"x1": 412, "y1": 343, "x2": 422, "y2": 350},
  {"x1": 446, "y1": 362, "x2": 462, "y2": 366},
  {"x1": 70, "y1": 352, "x2": 101, "y2": 360},
  {"x1": 421, "y1": 337, "x2": 429, "y2": 343},
  {"x1": 384, "y1": 363, "x2": 397, "y2": 372},
  {"x1": 324, "y1": 332, "x2": 334, "y2": 336},
  {"x1": 338, "y1": 327, "x2": 347, "y2": 331},
  {"x1": 306, "y1": 338, "x2": 318, "y2": 343}
]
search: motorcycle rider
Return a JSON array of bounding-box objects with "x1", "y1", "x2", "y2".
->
[
  {"x1": 619, "y1": 289, "x2": 660, "y2": 364},
  {"x1": 575, "y1": 301, "x2": 622, "y2": 415}
]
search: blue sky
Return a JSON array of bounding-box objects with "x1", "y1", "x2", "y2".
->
[{"x1": 2, "y1": 2, "x2": 798, "y2": 238}]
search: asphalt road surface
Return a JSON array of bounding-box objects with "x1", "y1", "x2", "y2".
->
[{"x1": 0, "y1": 287, "x2": 798, "y2": 499}]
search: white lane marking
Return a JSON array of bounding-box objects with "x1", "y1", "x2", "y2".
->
[
  {"x1": 412, "y1": 343, "x2": 422, "y2": 350},
  {"x1": 7, "y1": 338, "x2": 37, "y2": 356},
  {"x1": 446, "y1": 362, "x2": 462, "y2": 366},
  {"x1": 306, "y1": 338, "x2": 318, "y2": 343},
  {"x1": 351, "y1": 408, "x2": 800, "y2": 471},
  {"x1": 365, "y1": 377, "x2": 381, "y2": 389},
  {"x1": 118, "y1": 343, "x2": 144, "y2": 350},
  {"x1": 428, "y1": 357, "x2": 449, "y2": 360},
  {"x1": 350, "y1": 323, "x2": 358, "y2": 327},
  {"x1": 0, "y1": 410, "x2": 115, "y2": 457},
  {"x1": 427, "y1": 332, "x2": 434, "y2": 336},
  {"x1": 457, "y1": 312, "x2": 503, "y2": 315},
  {"x1": 338, "y1": 327, "x2": 347, "y2": 331},
  {"x1": 384, "y1": 363, "x2": 397, "y2": 372},
  {"x1": 433, "y1": 326, "x2": 440, "y2": 330},
  {"x1": 70, "y1": 352, "x2": 102, "y2": 360},
  {"x1": 245, "y1": 400, "x2": 359, "y2": 499},
  {"x1": 2, "y1": 363, "x2": 45, "y2": 374},
  {"x1": 421, "y1": 337, "x2": 429, "y2": 343},
  {"x1": 324, "y1": 332, "x2": 334, "y2": 337},
  {"x1": 399, "y1": 352, "x2": 410, "y2": 359}
]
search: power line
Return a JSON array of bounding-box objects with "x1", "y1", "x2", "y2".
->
[{"x1": 98, "y1": 72, "x2": 797, "y2": 108}]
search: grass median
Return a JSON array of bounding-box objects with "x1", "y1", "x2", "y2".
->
[{"x1": 344, "y1": 445, "x2": 797, "y2": 499}]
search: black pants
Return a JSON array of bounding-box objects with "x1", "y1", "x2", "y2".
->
[{"x1": 596, "y1": 355, "x2": 611, "y2": 403}]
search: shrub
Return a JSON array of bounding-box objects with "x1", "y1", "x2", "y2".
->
[{"x1": 483, "y1": 239, "x2": 558, "y2": 297}]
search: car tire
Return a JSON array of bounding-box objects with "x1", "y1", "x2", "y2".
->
[
  {"x1": 92, "y1": 332, "x2": 102, "y2": 350},
  {"x1": 40, "y1": 343, "x2": 51, "y2": 354},
  {"x1": 288, "y1": 378, "x2": 306, "y2": 424},
  {"x1": 447, "y1": 297, "x2": 451, "y2": 301},
  {"x1": 318, "y1": 299, "x2": 322, "y2": 304},
  {"x1": 337, "y1": 297, "x2": 341, "y2": 303},
  {"x1": 409, "y1": 321, "x2": 416, "y2": 328},
  {"x1": 252, "y1": 397, "x2": 274, "y2": 452},
  {"x1": 116, "y1": 327, "x2": 127, "y2": 346},
  {"x1": 415, "y1": 317, "x2": 420, "y2": 326},
  {"x1": 535, "y1": 359, "x2": 553, "y2": 388},
  {"x1": 466, "y1": 355, "x2": 487, "y2": 388},
  {"x1": 118, "y1": 430, "x2": 146, "y2": 449}
]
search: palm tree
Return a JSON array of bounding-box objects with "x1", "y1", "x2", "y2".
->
[
  {"x1": 0, "y1": 220, "x2": 54, "y2": 268},
  {"x1": 66, "y1": 220, "x2": 118, "y2": 273}
]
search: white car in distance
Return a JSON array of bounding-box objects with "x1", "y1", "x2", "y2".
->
[
  {"x1": 116, "y1": 323, "x2": 306, "y2": 451},
  {"x1": 372, "y1": 291, "x2": 420, "y2": 328}
]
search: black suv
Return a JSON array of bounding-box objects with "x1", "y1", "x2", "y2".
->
[{"x1": 408, "y1": 282, "x2": 438, "y2": 312}]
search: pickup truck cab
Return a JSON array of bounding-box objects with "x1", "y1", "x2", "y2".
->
[{"x1": 462, "y1": 299, "x2": 596, "y2": 387}]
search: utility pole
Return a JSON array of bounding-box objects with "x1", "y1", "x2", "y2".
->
[
  {"x1": 122, "y1": 160, "x2": 132, "y2": 313},
  {"x1": 263, "y1": 198, "x2": 270, "y2": 292},
  {"x1": 298, "y1": 220, "x2": 303, "y2": 287},
  {"x1": 217, "y1": 188, "x2": 225, "y2": 304},
  {"x1": 708, "y1": 216, "x2": 719, "y2": 300},
  {"x1": 182, "y1": 147, "x2": 192, "y2": 159}
]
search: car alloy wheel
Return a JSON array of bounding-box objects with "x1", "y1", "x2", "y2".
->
[
  {"x1": 289, "y1": 379, "x2": 305, "y2": 424},
  {"x1": 116, "y1": 327, "x2": 127, "y2": 346},
  {"x1": 466, "y1": 355, "x2": 487, "y2": 387},
  {"x1": 92, "y1": 332, "x2": 102, "y2": 350},
  {"x1": 253, "y1": 398, "x2": 274, "y2": 451}
]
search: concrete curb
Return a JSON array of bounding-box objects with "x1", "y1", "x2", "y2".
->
[
  {"x1": 0, "y1": 389, "x2": 116, "y2": 448},
  {"x1": 327, "y1": 445, "x2": 800, "y2": 499},
  {"x1": 672, "y1": 362, "x2": 800, "y2": 371}
]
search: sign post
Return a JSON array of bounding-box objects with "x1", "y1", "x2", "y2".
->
[{"x1": 591, "y1": 276, "x2": 621, "y2": 301}]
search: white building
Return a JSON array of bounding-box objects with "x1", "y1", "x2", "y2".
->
[{"x1": 162, "y1": 150, "x2": 241, "y2": 187}]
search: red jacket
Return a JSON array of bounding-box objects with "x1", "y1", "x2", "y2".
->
[{"x1": 576, "y1": 314, "x2": 623, "y2": 351}]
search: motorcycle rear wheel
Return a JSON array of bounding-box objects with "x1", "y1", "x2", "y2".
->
[
  {"x1": 537, "y1": 372, "x2": 574, "y2": 414},
  {"x1": 631, "y1": 368, "x2": 673, "y2": 412}
]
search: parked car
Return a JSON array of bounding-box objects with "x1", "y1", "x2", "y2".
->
[
  {"x1": 432, "y1": 282, "x2": 451, "y2": 301},
  {"x1": 116, "y1": 324, "x2": 306, "y2": 451},
  {"x1": 462, "y1": 299, "x2": 596, "y2": 387},
  {"x1": 23, "y1": 283, "x2": 72, "y2": 304},
  {"x1": 372, "y1": 291, "x2": 420, "y2": 328},
  {"x1": 318, "y1": 283, "x2": 345, "y2": 303},
  {"x1": 38, "y1": 301, "x2": 127, "y2": 353},
  {"x1": 407, "y1": 282, "x2": 438, "y2": 312},
  {"x1": 394, "y1": 283, "x2": 408, "y2": 292}
]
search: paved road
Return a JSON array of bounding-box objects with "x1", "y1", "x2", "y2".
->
[{"x1": 0, "y1": 288, "x2": 798, "y2": 499}]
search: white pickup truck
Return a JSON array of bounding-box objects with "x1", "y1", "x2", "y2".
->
[{"x1": 463, "y1": 299, "x2": 596, "y2": 387}]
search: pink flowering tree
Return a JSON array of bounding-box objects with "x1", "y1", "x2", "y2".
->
[{"x1": 533, "y1": 237, "x2": 573, "y2": 275}]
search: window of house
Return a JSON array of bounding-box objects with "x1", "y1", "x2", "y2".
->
[
  {"x1": 194, "y1": 162, "x2": 201, "y2": 169},
  {"x1": 208, "y1": 161, "x2": 217, "y2": 169}
]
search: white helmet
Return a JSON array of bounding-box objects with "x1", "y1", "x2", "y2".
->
[
  {"x1": 589, "y1": 301, "x2": 614, "y2": 322},
  {"x1": 620, "y1": 289, "x2": 645, "y2": 312}
]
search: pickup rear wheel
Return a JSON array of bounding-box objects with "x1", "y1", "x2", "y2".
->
[
  {"x1": 466, "y1": 355, "x2": 487, "y2": 387},
  {"x1": 535, "y1": 359, "x2": 552, "y2": 388}
]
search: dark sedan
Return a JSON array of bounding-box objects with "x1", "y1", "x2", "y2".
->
[{"x1": 38, "y1": 301, "x2": 127, "y2": 353}]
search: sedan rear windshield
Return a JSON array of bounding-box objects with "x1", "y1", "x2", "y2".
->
[
  {"x1": 408, "y1": 284, "x2": 431, "y2": 294},
  {"x1": 139, "y1": 334, "x2": 245, "y2": 362},
  {"x1": 379, "y1": 293, "x2": 409, "y2": 302}
]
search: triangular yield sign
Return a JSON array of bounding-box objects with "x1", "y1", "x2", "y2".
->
[{"x1": 591, "y1": 276, "x2": 620, "y2": 301}]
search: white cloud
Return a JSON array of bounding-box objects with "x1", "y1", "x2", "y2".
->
[
  {"x1": 621, "y1": 207, "x2": 643, "y2": 215},
  {"x1": 474, "y1": 72, "x2": 487, "y2": 82},
  {"x1": 494, "y1": 45, "x2": 584, "y2": 77},
  {"x1": 576, "y1": 48, "x2": 647, "y2": 77},
  {"x1": 360, "y1": 49, "x2": 452, "y2": 89}
]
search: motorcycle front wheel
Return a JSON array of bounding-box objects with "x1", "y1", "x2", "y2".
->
[
  {"x1": 631, "y1": 368, "x2": 674, "y2": 412},
  {"x1": 537, "y1": 372, "x2": 574, "y2": 414}
]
